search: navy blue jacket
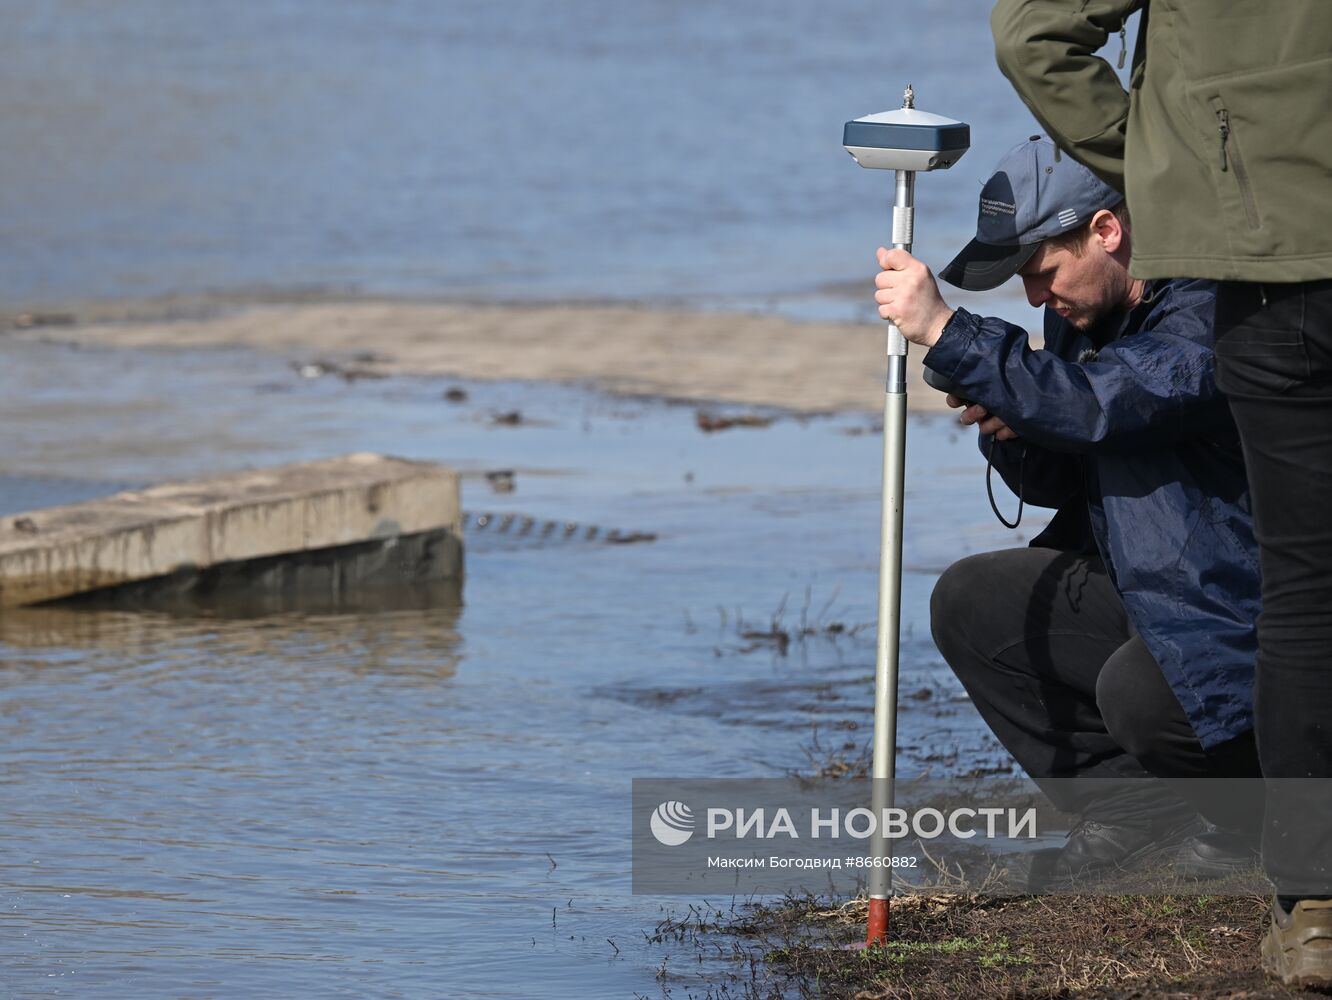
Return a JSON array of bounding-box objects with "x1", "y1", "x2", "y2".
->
[{"x1": 923, "y1": 278, "x2": 1258, "y2": 748}]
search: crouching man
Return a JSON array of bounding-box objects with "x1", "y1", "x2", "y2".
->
[{"x1": 874, "y1": 137, "x2": 1262, "y2": 884}]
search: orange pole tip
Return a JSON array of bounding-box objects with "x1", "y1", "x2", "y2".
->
[{"x1": 866, "y1": 897, "x2": 890, "y2": 945}]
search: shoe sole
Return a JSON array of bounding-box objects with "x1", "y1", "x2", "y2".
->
[
  {"x1": 1262, "y1": 939, "x2": 1332, "y2": 988},
  {"x1": 1262, "y1": 916, "x2": 1332, "y2": 988}
]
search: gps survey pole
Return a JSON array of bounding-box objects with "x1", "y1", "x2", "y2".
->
[{"x1": 843, "y1": 87, "x2": 968, "y2": 945}]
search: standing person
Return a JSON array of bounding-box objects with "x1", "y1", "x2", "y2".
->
[
  {"x1": 872, "y1": 137, "x2": 1263, "y2": 887},
  {"x1": 987, "y1": 0, "x2": 1332, "y2": 986}
]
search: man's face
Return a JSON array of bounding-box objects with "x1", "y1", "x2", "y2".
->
[{"x1": 1015, "y1": 236, "x2": 1129, "y2": 331}]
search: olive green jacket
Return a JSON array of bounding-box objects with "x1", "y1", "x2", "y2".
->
[{"x1": 990, "y1": 0, "x2": 1332, "y2": 283}]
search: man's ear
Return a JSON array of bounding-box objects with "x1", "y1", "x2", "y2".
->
[{"x1": 1091, "y1": 208, "x2": 1125, "y2": 254}]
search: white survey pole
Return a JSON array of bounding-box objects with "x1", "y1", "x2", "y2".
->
[
  {"x1": 866, "y1": 164, "x2": 915, "y2": 943},
  {"x1": 842, "y1": 87, "x2": 968, "y2": 945}
]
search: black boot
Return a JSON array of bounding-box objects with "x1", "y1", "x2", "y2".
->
[
  {"x1": 1012, "y1": 815, "x2": 1205, "y2": 890},
  {"x1": 1174, "y1": 823, "x2": 1261, "y2": 879}
]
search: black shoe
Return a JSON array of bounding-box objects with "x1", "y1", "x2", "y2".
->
[
  {"x1": 1174, "y1": 826, "x2": 1260, "y2": 880},
  {"x1": 1011, "y1": 815, "x2": 1204, "y2": 890}
]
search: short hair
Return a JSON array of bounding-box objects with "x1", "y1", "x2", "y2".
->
[{"x1": 1044, "y1": 200, "x2": 1131, "y2": 257}]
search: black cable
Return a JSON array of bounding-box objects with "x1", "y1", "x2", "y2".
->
[{"x1": 985, "y1": 435, "x2": 1026, "y2": 529}]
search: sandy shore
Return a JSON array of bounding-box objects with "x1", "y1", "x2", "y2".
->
[{"x1": 5, "y1": 298, "x2": 970, "y2": 415}]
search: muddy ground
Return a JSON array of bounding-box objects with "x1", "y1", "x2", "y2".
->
[{"x1": 652, "y1": 892, "x2": 1314, "y2": 1000}]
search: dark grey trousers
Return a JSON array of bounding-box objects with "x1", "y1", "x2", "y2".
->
[{"x1": 931, "y1": 546, "x2": 1261, "y2": 833}]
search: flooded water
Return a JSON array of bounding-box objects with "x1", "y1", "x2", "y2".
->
[
  {"x1": 0, "y1": 338, "x2": 1047, "y2": 997},
  {"x1": 0, "y1": 1, "x2": 1134, "y2": 316}
]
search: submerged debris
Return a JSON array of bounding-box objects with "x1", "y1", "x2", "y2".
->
[
  {"x1": 787, "y1": 725, "x2": 869, "y2": 780},
  {"x1": 485, "y1": 470, "x2": 515, "y2": 493},
  {"x1": 12, "y1": 312, "x2": 76, "y2": 330},
  {"x1": 723, "y1": 589, "x2": 869, "y2": 658},
  {"x1": 605, "y1": 530, "x2": 657, "y2": 544},
  {"x1": 695, "y1": 411, "x2": 776, "y2": 433},
  {"x1": 291, "y1": 357, "x2": 385, "y2": 382},
  {"x1": 739, "y1": 625, "x2": 791, "y2": 656},
  {"x1": 462, "y1": 510, "x2": 656, "y2": 547}
]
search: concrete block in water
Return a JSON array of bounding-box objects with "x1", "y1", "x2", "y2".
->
[{"x1": 0, "y1": 453, "x2": 462, "y2": 607}]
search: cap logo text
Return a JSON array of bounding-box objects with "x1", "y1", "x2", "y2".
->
[{"x1": 980, "y1": 198, "x2": 1016, "y2": 217}]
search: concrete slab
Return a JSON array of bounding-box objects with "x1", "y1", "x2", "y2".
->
[{"x1": 0, "y1": 453, "x2": 462, "y2": 607}]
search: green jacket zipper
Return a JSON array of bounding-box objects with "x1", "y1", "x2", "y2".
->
[{"x1": 1212, "y1": 102, "x2": 1261, "y2": 230}]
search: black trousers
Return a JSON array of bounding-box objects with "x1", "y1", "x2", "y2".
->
[
  {"x1": 931, "y1": 547, "x2": 1260, "y2": 832},
  {"x1": 1215, "y1": 279, "x2": 1332, "y2": 895}
]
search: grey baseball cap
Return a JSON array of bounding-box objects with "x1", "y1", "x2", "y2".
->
[{"x1": 939, "y1": 136, "x2": 1122, "y2": 291}]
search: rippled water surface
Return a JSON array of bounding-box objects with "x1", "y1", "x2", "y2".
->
[
  {"x1": 0, "y1": 339, "x2": 1048, "y2": 997},
  {"x1": 0, "y1": 1, "x2": 1133, "y2": 314}
]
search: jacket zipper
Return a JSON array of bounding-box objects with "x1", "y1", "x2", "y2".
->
[
  {"x1": 1117, "y1": 27, "x2": 1127, "y2": 69},
  {"x1": 1213, "y1": 103, "x2": 1261, "y2": 229}
]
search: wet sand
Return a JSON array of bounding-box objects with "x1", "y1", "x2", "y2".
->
[{"x1": 4, "y1": 298, "x2": 963, "y2": 415}]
